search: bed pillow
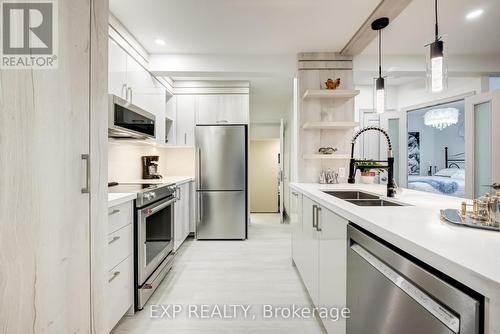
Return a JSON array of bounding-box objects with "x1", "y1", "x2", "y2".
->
[
  {"x1": 451, "y1": 169, "x2": 465, "y2": 180},
  {"x1": 435, "y1": 168, "x2": 460, "y2": 177}
]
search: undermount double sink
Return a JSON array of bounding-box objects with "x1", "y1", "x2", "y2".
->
[{"x1": 322, "y1": 191, "x2": 407, "y2": 207}]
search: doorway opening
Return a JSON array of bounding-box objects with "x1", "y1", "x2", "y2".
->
[{"x1": 249, "y1": 138, "x2": 281, "y2": 213}]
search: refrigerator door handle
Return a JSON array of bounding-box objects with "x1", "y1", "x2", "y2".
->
[
  {"x1": 198, "y1": 148, "x2": 202, "y2": 190},
  {"x1": 198, "y1": 192, "x2": 202, "y2": 223}
]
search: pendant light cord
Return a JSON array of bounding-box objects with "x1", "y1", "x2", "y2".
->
[
  {"x1": 378, "y1": 30, "x2": 382, "y2": 78},
  {"x1": 434, "y1": 0, "x2": 439, "y2": 41}
]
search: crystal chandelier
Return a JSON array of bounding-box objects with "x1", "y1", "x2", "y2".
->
[{"x1": 424, "y1": 108, "x2": 459, "y2": 130}]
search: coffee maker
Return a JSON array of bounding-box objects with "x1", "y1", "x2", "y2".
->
[{"x1": 142, "y1": 156, "x2": 163, "y2": 179}]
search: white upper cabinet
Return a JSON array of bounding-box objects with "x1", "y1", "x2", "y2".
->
[
  {"x1": 176, "y1": 95, "x2": 196, "y2": 146},
  {"x1": 108, "y1": 39, "x2": 128, "y2": 99},
  {"x1": 165, "y1": 96, "x2": 177, "y2": 145},
  {"x1": 196, "y1": 94, "x2": 249, "y2": 124},
  {"x1": 219, "y1": 95, "x2": 249, "y2": 124},
  {"x1": 108, "y1": 38, "x2": 169, "y2": 145},
  {"x1": 125, "y1": 56, "x2": 163, "y2": 112},
  {"x1": 196, "y1": 95, "x2": 220, "y2": 124},
  {"x1": 174, "y1": 94, "x2": 249, "y2": 146}
]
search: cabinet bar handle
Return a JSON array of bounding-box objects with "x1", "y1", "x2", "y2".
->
[
  {"x1": 108, "y1": 271, "x2": 121, "y2": 283},
  {"x1": 81, "y1": 154, "x2": 90, "y2": 194},
  {"x1": 108, "y1": 209, "x2": 120, "y2": 216},
  {"x1": 176, "y1": 186, "x2": 181, "y2": 201},
  {"x1": 316, "y1": 207, "x2": 322, "y2": 232},
  {"x1": 312, "y1": 205, "x2": 317, "y2": 228},
  {"x1": 108, "y1": 236, "x2": 120, "y2": 245}
]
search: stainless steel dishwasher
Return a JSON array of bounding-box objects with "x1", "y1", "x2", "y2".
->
[{"x1": 347, "y1": 224, "x2": 482, "y2": 334}]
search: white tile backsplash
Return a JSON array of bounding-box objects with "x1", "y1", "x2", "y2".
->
[{"x1": 108, "y1": 141, "x2": 195, "y2": 182}]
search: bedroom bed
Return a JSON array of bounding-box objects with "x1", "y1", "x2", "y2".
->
[{"x1": 407, "y1": 147, "x2": 465, "y2": 197}]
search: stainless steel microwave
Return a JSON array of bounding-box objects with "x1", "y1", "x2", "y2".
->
[{"x1": 108, "y1": 94, "x2": 156, "y2": 139}]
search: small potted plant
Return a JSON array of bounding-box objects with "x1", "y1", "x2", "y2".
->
[{"x1": 354, "y1": 160, "x2": 383, "y2": 184}]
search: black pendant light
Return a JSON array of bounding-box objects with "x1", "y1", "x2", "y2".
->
[
  {"x1": 371, "y1": 17, "x2": 389, "y2": 114},
  {"x1": 427, "y1": 0, "x2": 447, "y2": 93}
]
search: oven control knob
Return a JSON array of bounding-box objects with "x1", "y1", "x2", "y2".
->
[
  {"x1": 144, "y1": 193, "x2": 152, "y2": 200},
  {"x1": 151, "y1": 193, "x2": 156, "y2": 198}
]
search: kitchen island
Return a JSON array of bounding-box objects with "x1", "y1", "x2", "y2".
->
[{"x1": 290, "y1": 182, "x2": 500, "y2": 334}]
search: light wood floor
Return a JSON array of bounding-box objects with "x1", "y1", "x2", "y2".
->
[{"x1": 113, "y1": 214, "x2": 325, "y2": 334}]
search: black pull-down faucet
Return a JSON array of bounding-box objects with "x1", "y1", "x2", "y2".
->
[{"x1": 348, "y1": 126, "x2": 396, "y2": 198}]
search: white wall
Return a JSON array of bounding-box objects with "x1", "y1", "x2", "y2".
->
[
  {"x1": 354, "y1": 78, "x2": 480, "y2": 119},
  {"x1": 397, "y1": 77, "x2": 481, "y2": 110},
  {"x1": 249, "y1": 139, "x2": 280, "y2": 213},
  {"x1": 250, "y1": 124, "x2": 281, "y2": 139},
  {"x1": 354, "y1": 84, "x2": 399, "y2": 122}
]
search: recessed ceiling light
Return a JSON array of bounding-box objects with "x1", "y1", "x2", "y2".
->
[
  {"x1": 155, "y1": 39, "x2": 166, "y2": 46},
  {"x1": 466, "y1": 9, "x2": 484, "y2": 20}
]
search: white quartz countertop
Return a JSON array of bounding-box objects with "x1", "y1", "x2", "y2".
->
[
  {"x1": 162, "y1": 176, "x2": 194, "y2": 185},
  {"x1": 117, "y1": 176, "x2": 194, "y2": 185},
  {"x1": 107, "y1": 177, "x2": 193, "y2": 207},
  {"x1": 290, "y1": 182, "x2": 500, "y2": 329},
  {"x1": 108, "y1": 192, "x2": 137, "y2": 207}
]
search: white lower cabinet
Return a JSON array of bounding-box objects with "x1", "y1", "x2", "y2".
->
[
  {"x1": 318, "y1": 206, "x2": 347, "y2": 334},
  {"x1": 107, "y1": 224, "x2": 133, "y2": 271},
  {"x1": 189, "y1": 181, "x2": 196, "y2": 233},
  {"x1": 290, "y1": 190, "x2": 304, "y2": 271},
  {"x1": 108, "y1": 256, "x2": 134, "y2": 332},
  {"x1": 291, "y1": 192, "x2": 348, "y2": 334},
  {"x1": 301, "y1": 196, "x2": 320, "y2": 304},
  {"x1": 174, "y1": 182, "x2": 192, "y2": 251},
  {"x1": 107, "y1": 201, "x2": 134, "y2": 332}
]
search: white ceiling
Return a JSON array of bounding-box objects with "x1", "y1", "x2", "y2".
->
[
  {"x1": 110, "y1": 0, "x2": 381, "y2": 123},
  {"x1": 362, "y1": 0, "x2": 500, "y2": 56},
  {"x1": 109, "y1": 0, "x2": 381, "y2": 55}
]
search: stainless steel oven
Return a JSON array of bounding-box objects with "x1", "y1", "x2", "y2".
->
[
  {"x1": 134, "y1": 184, "x2": 176, "y2": 310},
  {"x1": 137, "y1": 195, "x2": 175, "y2": 284},
  {"x1": 108, "y1": 182, "x2": 177, "y2": 310}
]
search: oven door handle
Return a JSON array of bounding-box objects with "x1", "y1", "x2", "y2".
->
[{"x1": 141, "y1": 197, "x2": 176, "y2": 217}]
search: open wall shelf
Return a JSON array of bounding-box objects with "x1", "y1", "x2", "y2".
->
[
  {"x1": 303, "y1": 121, "x2": 359, "y2": 130},
  {"x1": 302, "y1": 89, "x2": 360, "y2": 100},
  {"x1": 302, "y1": 154, "x2": 351, "y2": 160}
]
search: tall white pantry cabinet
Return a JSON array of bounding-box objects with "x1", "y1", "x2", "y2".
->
[{"x1": 0, "y1": 0, "x2": 109, "y2": 333}]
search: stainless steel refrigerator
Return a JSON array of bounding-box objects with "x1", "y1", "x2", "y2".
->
[{"x1": 195, "y1": 125, "x2": 247, "y2": 240}]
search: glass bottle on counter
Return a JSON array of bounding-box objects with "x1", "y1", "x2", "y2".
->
[
  {"x1": 490, "y1": 192, "x2": 500, "y2": 227},
  {"x1": 476, "y1": 193, "x2": 490, "y2": 221}
]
